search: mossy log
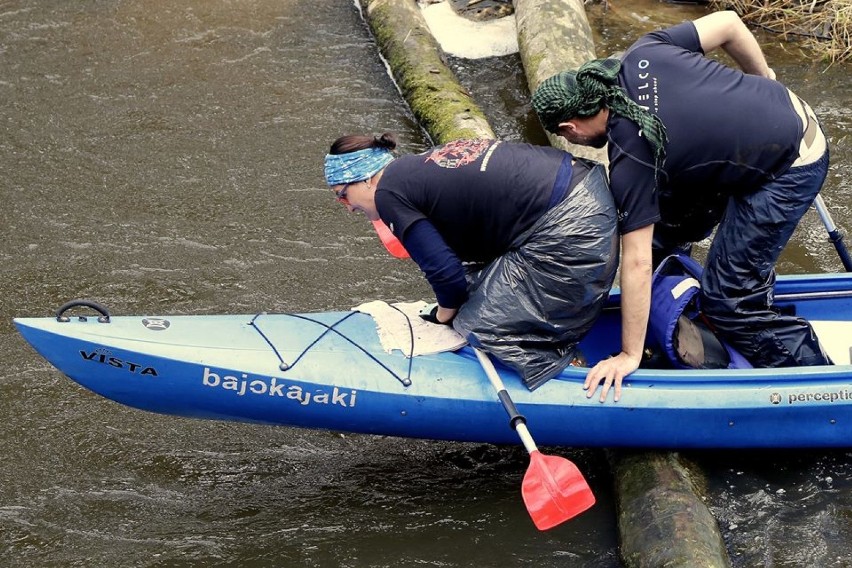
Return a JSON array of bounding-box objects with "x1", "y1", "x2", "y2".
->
[
  {"x1": 359, "y1": 0, "x2": 496, "y2": 143},
  {"x1": 614, "y1": 452, "x2": 731, "y2": 568},
  {"x1": 514, "y1": 0, "x2": 596, "y2": 97}
]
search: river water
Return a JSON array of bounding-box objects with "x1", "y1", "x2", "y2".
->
[{"x1": 0, "y1": 1, "x2": 849, "y2": 566}]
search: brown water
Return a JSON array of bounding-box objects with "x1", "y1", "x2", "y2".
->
[{"x1": 1, "y1": 1, "x2": 849, "y2": 567}]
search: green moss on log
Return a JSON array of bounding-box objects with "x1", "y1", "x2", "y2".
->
[{"x1": 360, "y1": 0, "x2": 495, "y2": 143}]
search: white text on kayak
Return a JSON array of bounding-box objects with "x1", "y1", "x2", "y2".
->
[{"x1": 202, "y1": 367, "x2": 357, "y2": 407}]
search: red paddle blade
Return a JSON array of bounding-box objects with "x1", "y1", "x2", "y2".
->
[
  {"x1": 522, "y1": 450, "x2": 595, "y2": 530},
  {"x1": 371, "y1": 219, "x2": 410, "y2": 259}
]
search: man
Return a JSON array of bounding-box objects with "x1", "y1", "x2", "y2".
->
[{"x1": 532, "y1": 10, "x2": 831, "y2": 402}]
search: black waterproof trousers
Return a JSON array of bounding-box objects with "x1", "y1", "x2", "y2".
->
[{"x1": 656, "y1": 151, "x2": 832, "y2": 368}]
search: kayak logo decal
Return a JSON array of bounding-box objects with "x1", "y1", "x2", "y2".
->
[
  {"x1": 142, "y1": 318, "x2": 170, "y2": 331},
  {"x1": 202, "y1": 367, "x2": 357, "y2": 407},
  {"x1": 80, "y1": 349, "x2": 158, "y2": 376},
  {"x1": 782, "y1": 389, "x2": 852, "y2": 405}
]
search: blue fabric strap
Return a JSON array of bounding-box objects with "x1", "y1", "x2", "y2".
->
[{"x1": 547, "y1": 155, "x2": 574, "y2": 210}]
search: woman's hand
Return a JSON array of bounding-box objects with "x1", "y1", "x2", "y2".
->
[{"x1": 418, "y1": 303, "x2": 457, "y2": 325}]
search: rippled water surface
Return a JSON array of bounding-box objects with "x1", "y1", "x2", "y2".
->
[{"x1": 1, "y1": 1, "x2": 850, "y2": 567}]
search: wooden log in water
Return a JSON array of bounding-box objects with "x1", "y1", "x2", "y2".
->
[
  {"x1": 359, "y1": 0, "x2": 496, "y2": 143},
  {"x1": 514, "y1": 2, "x2": 729, "y2": 565},
  {"x1": 514, "y1": 0, "x2": 606, "y2": 160},
  {"x1": 613, "y1": 451, "x2": 732, "y2": 568}
]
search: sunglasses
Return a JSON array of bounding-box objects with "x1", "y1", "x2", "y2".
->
[
  {"x1": 333, "y1": 179, "x2": 368, "y2": 203},
  {"x1": 333, "y1": 183, "x2": 351, "y2": 203}
]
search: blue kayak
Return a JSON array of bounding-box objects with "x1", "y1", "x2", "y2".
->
[{"x1": 13, "y1": 273, "x2": 852, "y2": 449}]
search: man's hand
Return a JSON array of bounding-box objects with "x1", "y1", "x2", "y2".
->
[
  {"x1": 589, "y1": 225, "x2": 653, "y2": 403},
  {"x1": 584, "y1": 351, "x2": 641, "y2": 403}
]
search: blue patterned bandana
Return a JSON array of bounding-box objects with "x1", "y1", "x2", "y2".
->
[{"x1": 324, "y1": 147, "x2": 394, "y2": 186}]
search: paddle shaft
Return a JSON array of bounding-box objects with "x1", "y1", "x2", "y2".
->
[
  {"x1": 814, "y1": 194, "x2": 852, "y2": 272},
  {"x1": 474, "y1": 348, "x2": 538, "y2": 454}
]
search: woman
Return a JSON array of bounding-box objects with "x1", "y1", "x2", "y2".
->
[{"x1": 323, "y1": 133, "x2": 619, "y2": 390}]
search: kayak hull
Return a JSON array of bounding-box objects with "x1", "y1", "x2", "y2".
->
[{"x1": 14, "y1": 273, "x2": 852, "y2": 449}]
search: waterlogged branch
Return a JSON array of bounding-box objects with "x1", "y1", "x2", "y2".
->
[
  {"x1": 356, "y1": 4, "x2": 731, "y2": 566},
  {"x1": 614, "y1": 452, "x2": 732, "y2": 568}
]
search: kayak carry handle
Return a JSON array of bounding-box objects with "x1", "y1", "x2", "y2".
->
[{"x1": 55, "y1": 299, "x2": 111, "y2": 323}]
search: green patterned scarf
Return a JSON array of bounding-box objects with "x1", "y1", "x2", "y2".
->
[{"x1": 532, "y1": 58, "x2": 668, "y2": 175}]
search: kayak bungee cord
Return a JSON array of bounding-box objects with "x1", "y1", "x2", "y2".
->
[
  {"x1": 249, "y1": 311, "x2": 413, "y2": 387},
  {"x1": 387, "y1": 303, "x2": 415, "y2": 382}
]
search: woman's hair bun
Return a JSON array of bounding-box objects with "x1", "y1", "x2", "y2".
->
[{"x1": 375, "y1": 132, "x2": 398, "y2": 150}]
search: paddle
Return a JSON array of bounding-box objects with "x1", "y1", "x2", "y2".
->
[
  {"x1": 473, "y1": 348, "x2": 595, "y2": 530},
  {"x1": 813, "y1": 194, "x2": 852, "y2": 272}
]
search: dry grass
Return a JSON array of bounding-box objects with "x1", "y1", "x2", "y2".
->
[{"x1": 710, "y1": 0, "x2": 851, "y2": 64}]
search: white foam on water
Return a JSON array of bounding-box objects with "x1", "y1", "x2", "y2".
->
[{"x1": 419, "y1": 1, "x2": 518, "y2": 59}]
